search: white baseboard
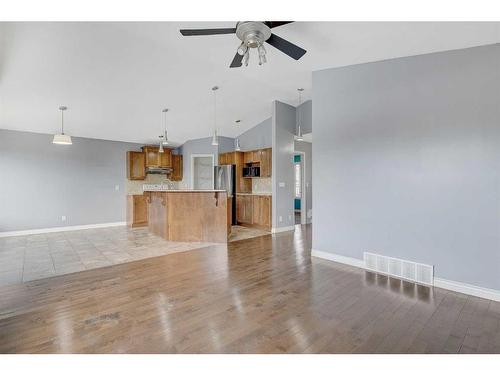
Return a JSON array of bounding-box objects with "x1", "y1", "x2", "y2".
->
[
  {"x1": 311, "y1": 249, "x2": 365, "y2": 269},
  {"x1": 311, "y1": 249, "x2": 500, "y2": 302},
  {"x1": 271, "y1": 226, "x2": 295, "y2": 234},
  {"x1": 434, "y1": 278, "x2": 500, "y2": 302},
  {"x1": 0, "y1": 222, "x2": 126, "y2": 238}
]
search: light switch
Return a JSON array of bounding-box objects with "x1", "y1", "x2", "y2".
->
[
  {"x1": 115, "y1": 185, "x2": 120, "y2": 191},
  {"x1": 279, "y1": 182, "x2": 285, "y2": 188}
]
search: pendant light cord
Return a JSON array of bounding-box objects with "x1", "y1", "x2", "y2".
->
[
  {"x1": 61, "y1": 109, "x2": 64, "y2": 134},
  {"x1": 213, "y1": 89, "x2": 217, "y2": 133}
]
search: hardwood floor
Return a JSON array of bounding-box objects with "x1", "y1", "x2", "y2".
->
[{"x1": 0, "y1": 224, "x2": 499, "y2": 353}]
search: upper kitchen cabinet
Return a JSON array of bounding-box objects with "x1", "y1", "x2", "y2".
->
[
  {"x1": 260, "y1": 148, "x2": 272, "y2": 177},
  {"x1": 142, "y1": 146, "x2": 172, "y2": 168},
  {"x1": 243, "y1": 151, "x2": 253, "y2": 164},
  {"x1": 170, "y1": 154, "x2": 183, "y2": 181},
  {"x1": 127, "y1": 151, "x2": 146, "y2": 180},
  {"x1": 159, "y1": 149, "x2": 172, "y2": 168},
  {"x1": 252, "y1": 150, "x2": 261, "y2": 163}
]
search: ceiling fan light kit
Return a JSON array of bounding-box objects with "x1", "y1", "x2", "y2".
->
[{"x1": 180, "y1": 21, "x2": 306, "y2": 68}]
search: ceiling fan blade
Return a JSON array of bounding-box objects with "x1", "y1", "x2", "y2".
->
[
  {"x1": 266, "y1": 33, "x2": 306, "y2": 60},
  {"x1": 230, "y1": 52, "x2": 243, "y2": 68},
  {"x1": 265, "y1": 21, "x2": 294, "y2": 28},
  {"x1": 180, "y1": 28, "x2": 236, "y2": 36}
]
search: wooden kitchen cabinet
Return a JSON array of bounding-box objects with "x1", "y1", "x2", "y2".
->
[
  {"x1": 243, "y1": 151, "x2": 253, "y2": 164},
  {"x1": 252, "y1": 195, "x2": 272, "y2": 228},
  {"x1": 236, "y1": 195, "x2": 253, "y2": 224},
  {"x1": 142, "y1": 146, "x2": 172, "y2": 168},
  {"x1": 127, "y1": 151, "x2": 146, "y2": 180},
  {"x1": 219, "y1": 152, "x2": 236, "y2": 165},
  {"x1": 252, "y1": 150, "x2": 261, "y2": 163},
  {"x1": 170, "y1": 154, "x2": 183, "y2": 181},
  {"x1": 159, "y1": 149, "x2": 172, "y2": 167},
  {"x1": 260, "y1": 148, "x2": 272, "y2": 177},
  {"x1": 127, "y1": 195, "x2": 148, "y2": 227}
]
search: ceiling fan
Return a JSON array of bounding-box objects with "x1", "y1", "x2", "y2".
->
[{"x1": 179, "y1": 21, "x2": 306, "y2": 68}]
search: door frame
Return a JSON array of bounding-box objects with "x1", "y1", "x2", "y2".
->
[
  {"x1": 190, "y1": 154, "x2": 215, "y2": 190},
  {"x1": 294, "y1": 151, "x2": 307, "y2": 225}
]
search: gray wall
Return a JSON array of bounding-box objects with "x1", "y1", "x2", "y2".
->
[
  {"x1": 178, "y1": 136, "x2": 219, "y2": 188},
  {"x1": 296, "y1": 100, "x2": 312, "y2": 134},
  {"x1": 295, "y1": 140, "x2": 312, "y2": 224},
  {"x1": 237, "y1": 118, "x2": 272, "y2": 151},
  {"x1": 312, "y1": 44, "x2": 500, "y2": 290},
  {"x1": 272, "y1": 101, "x2": 296, "y2": 229},
  {"x1": 0, "y1": 129, "x2": 139, "y2": 232},
  {"x1": 217, "y1": 136, "x2": 236, "y2": 154}
]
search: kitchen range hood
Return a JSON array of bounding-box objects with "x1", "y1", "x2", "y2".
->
[{"x1": 146, "y1": 166, "x2": 173, "y2": 175}]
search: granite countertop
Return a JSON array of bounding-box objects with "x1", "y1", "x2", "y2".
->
[{"x1": 236, "y1": 192, "x2": 272, "y2": 196}]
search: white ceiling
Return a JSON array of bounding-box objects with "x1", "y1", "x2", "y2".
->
[{"x1": 0, "y1": 22, "x2": 499, "y2": 145}]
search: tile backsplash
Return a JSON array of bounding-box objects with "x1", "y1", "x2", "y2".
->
[
  {"x1": 252, "y1": 177, "x2": 272, "y2": 194},
  {"x1": 126, "y1": 174, "x2": 178, "y2": 195}
]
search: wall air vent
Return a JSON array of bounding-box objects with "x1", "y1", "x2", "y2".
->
[{"x1": 363, "y1": 252, "x2": 434, "y2": 286}]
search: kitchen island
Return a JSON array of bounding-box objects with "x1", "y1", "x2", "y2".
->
[{"x1": 144, "y1": 189, "x2": 229, "y2": 243}]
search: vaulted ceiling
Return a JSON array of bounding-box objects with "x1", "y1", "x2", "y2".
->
[{"x1": 1, "y1": 22, "x2": 498, "y2": 145}]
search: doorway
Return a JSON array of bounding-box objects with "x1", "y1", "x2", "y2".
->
[
  {"x1": 294, "y1": 152, "x2": 306, "y2": 225},
  {"x1": 191, "y1": 154, "x2": 214, "y2": 190}
]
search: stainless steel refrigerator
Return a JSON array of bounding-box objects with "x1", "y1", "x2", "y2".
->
[{"x1": 214, "y1": 164, "x2": 236, "y2": 225}]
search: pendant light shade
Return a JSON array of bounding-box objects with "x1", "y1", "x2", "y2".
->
[
  {"x1": 211, "y1": 86, "x2": 219, "y2": 146},
  {"x1": 211, "y1": 130, "x2": 219, "y2": 146},
  {"x1": 53, "y1": 106, "x2": 72, "y2": 145},
  {"x1": 234, "y1": 120, "x2": 241, "y2": 151},
  {"x1": 296, "y1": 125, "x2": 304, "y2": 141},
  {"x1": 162, "y1": 108, "x2": 169, "y2": 145},
  {"x1": 159, "y1": 136, "x2": 164, "y2": 153},
  {"x1": 295, "y1": 88, "x2": 304, "y2": 142}
]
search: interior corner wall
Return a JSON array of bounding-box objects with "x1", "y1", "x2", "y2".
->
[
  {"x1": 0, "y1": 129, "x2": 140, "y2": 232},
  {"x1": 312, "y1": 43, "x2": 500, "y2": 290},
  {"x1": 272, "y1": 101, "x2": 296, "y2": 229}
]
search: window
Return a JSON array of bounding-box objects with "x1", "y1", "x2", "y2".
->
[{"x1": 295, "y1": 163, "x2": 301, "y2": 198}]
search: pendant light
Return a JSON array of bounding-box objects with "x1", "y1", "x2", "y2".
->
[
  {"x1": 296, "y1": 88, "x2": 304, "y2": 141},
  {"x1": 234, "y1": 119, "x2": 241, "y2": 151},
  {"x1": 162, "y1": 108, "x2": 169, "y2": 145},
  {"x1": 52, "y1": 106, "x2": 72, "y2": 145},
  {"x1": 211, "y1": 86, "x2": 219, "y2": 146},
  {"x1": 159, "y1": 135, "x2": 164, "y2": 153}
]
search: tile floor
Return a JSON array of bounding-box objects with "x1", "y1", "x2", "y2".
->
[
  {"x1": 228, "y1": 225, "x2": 270, "y2": 242},
  {"x1": 0, "y1": 226, "x2": 215, "y2": 286}
]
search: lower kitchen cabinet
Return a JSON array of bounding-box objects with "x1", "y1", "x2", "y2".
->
[
  {"x1": 253, "y1": 195, "x2": 272, "y2": 228},
  {"x1": 127, "y1": 195, "x2": 148, "y2": 227},
  {"x1": 236, "y1": 195, "x2": 253, "y2": 224},
  {"x1": 236, "y1": 194, "x2": 271, "y2": 230}
]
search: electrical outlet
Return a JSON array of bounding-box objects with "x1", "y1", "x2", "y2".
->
[
  {"x1": 288, "y1": 215, "x2": 292, "y2": 221},
  {"x1": 115, "y1": 184, "x2": 120, "y2": 191},
  {"x1": 61, "y1": 216, "x2": 66, "y2": 222},
  {"x1": 279, "y1": 182, "x2": 285, "y2": 188},
  {"x1": 279, "y1": 215, "x2": 283, "y2": 222}
]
